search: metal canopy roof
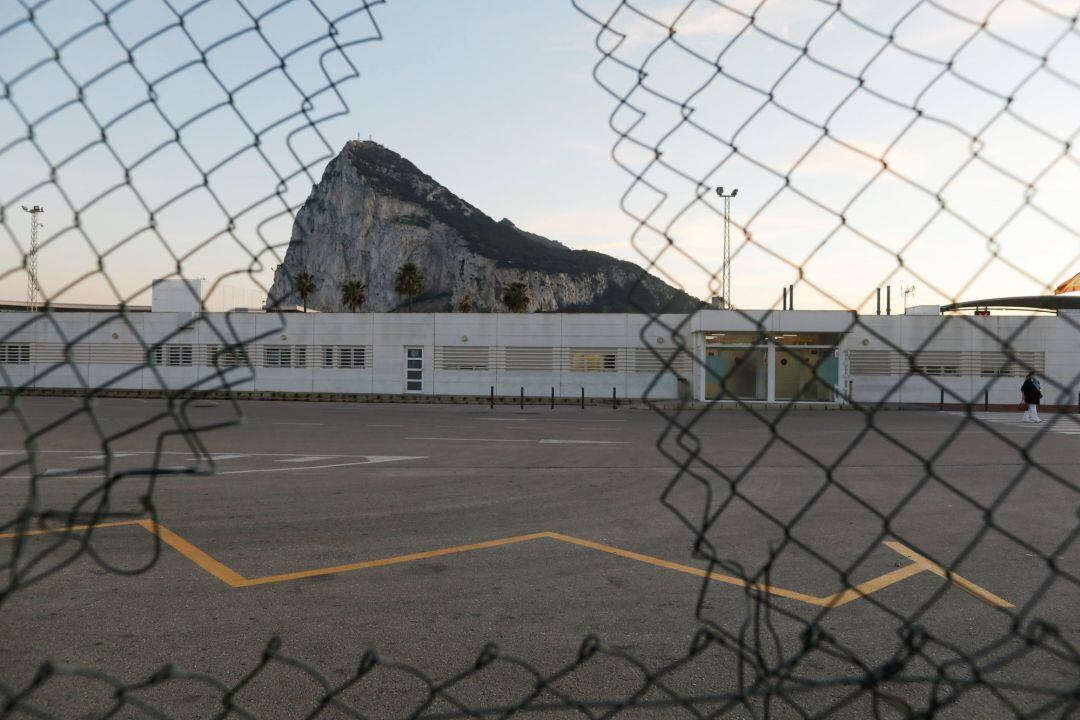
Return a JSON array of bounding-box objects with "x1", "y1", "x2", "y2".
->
[{"x1": 941, "y1": 295, "x2": 1080, "y2": 313}]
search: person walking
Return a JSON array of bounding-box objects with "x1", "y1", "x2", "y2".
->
[{"x1": 1020, "y1": 371, "x2": 1043, "y2": 423}]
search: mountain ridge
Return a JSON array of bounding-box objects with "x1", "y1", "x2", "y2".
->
[{"x1": 266, "y1": 140, "x2": 701, "y2": 313}]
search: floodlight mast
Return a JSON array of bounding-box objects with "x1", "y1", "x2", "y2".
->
[
  {"x1": 714, "y1": 187, "x2": 738, "y2": 309},
  {"x1": 21, "y1": 205, "x2": 44, "y2": 311}
]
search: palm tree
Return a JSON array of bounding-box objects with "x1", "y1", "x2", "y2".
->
[
  {"x1": 502, "y1": 282, "x2": 530, "y2": 313},
  {"x1": 394, "y1": 261, "x2": 426, "y2": 311},
  {"x1": 456, "y1": 293, "x2": 474, "y2": 313},
  {"x1": 340, "y1": 278, "x2": 367, "y2": 312},
  {"x1": 295, "y1": 271, "x2": 316, "y2": 313}
]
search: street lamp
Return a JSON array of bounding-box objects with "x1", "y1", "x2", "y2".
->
[{"x1": 714, "y1": 187, "x2": 737, "y2": 308}]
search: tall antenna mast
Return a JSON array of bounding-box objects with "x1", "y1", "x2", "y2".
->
[
  {"x1": 21, "y1": 205, "x2": 44, "y2": 311},
  {"x1": 714, "y1": 187, "x2": 738, "y2": 309}
]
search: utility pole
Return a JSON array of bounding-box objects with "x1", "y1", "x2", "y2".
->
[
  {"x1": 21, "y1": 205, "x2": 44, "y2": 311},
  {"x1": 714, "y1": 187, "x2": 738, "y2": 309}
]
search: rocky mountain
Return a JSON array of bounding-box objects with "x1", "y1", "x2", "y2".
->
[{"x1": 266, "y1": 140, "x2": 701, "y2": 313}]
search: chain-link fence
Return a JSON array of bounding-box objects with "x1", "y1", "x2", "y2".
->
[{"x1": 2, "y1": 0, "x2": 1079, "y2": 717}]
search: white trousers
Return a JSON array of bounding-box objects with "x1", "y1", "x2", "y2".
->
[{"x1": 1024, "y1": 404, "x2": 1040, "y2": 422}]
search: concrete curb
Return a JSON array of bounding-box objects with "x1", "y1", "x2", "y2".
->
[
  {"x1": 0, "y1": 388, "x2": 839, "y2": 411},
  {"x1": 7, "y1": 388, "x2": 1073, "y2": 414},
  {"x1": 0, "y1": 386, "x2": 653, "y2": 409}
]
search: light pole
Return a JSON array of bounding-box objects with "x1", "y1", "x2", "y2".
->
[
  {"x1": 714, "y1": 187, "x2": 737, "y2": 309},
  {"x1": 21, "y1": 205, "x2": 44, "y2": 312}
]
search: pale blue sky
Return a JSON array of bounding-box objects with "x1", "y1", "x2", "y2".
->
[{"x1": 2, "y1": 0, "x2": 1079, "y2": 312}]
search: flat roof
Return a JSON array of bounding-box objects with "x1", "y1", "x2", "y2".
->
[{"x1": 0, "y1": 301, "x2": 151, "y2": 313}]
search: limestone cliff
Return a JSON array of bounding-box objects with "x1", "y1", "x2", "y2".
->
[{"x1": 266, "y1": 141, "x2": 700, "y2": 313}]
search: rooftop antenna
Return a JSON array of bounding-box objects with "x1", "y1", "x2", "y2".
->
[
  {"x1": 714, "y1": 187, "x2": 738, "y2": 309},
  {"x1": 21, "y1": 205, "x2": 44, "y2": 311},
  {"x1": 903, "y1": 284, "x2": 916, "y2": 312}
]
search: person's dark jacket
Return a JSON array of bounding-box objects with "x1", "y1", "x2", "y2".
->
[{"x1": 1021, "y1": 378, "x2": 1042, "y2": 404}]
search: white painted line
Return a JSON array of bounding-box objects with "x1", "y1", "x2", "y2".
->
[
  {"x1": 72, "y1": 453, "x2": 140, "y2": 460},
  {"x1": 268, "y1": 422, "x2": 324, "y2": 426},
  {"x1": 943, "y1": 412, "x2": 1078, "y2": 435},
  {"x1": 407, "y1": 437, "x2": 630, "y2": 445},
  {"x1": 184, "y1": 454, "x2": 252, "y2": 462},
  {"x1": 472, "y1": 418, "x2": 626, "y2": 424},
  {"x1": 216, "y1": 456, "x2": 424, "y2": 474},
  {"x1": 42, "y1": 468, "x2": 77, "y2": 476},
  {"x1": 1, "y1": 450, "x2": 395, "y2": 459},
  {"x1": 407, "y1": 437, "x2": 535, "y2": 443},
  {"x1": 276, "y1": 456, "x2": 340, "y2": 463},
  {"x1": 538, "y1": 439, "x2": 631, "y2": 444}
]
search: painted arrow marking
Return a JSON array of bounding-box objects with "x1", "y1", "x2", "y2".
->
[{"x1": 0, "y1": 522, "x2": 1013, "y2": 608}]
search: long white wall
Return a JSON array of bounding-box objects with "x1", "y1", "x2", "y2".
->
[
  {"x1": 0, "y1": 312, "x2": 692, "y2": 400},
  {"x1": 846, "y1": 313, "x2": 1079, "y2": 406},
  {"x1": 2, "y1": 309, "x2": 1076, "y2": 405}
]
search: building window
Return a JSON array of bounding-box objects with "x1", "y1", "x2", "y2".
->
[
  {"x1": 0, "y1": 343, "x2": 30, "y2": 364},
  {"x1": 338, "y1": 347, "x2": 366, "y2": 369},
  {"x1": 263, "y1": 346, "x2": 293, "y2": 368},
  {"x1": 206, "y1": 345, "x2": 249, "y2": 367},
  {"x1": 502, "y1": 347, "x2": 554, "y2": 372},
  {"x1": 322, "y1": 347, "x2": 335, "y2": 368},
  {"x1": 569, "y1": 350, "x2": 617, "y2": 372},
  {"x1": 435, "y1": 346, "x2": 488, "y2": 371},
  {"x1": 152, "y1": 344, "x2": 193, "y2": 367}
]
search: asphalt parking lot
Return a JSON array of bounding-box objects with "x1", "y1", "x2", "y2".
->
[{"x1": 1, "y1": 398, "x2": 1077, "y2": 718}]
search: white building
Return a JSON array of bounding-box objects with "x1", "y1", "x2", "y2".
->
[{"x1": 1, "y1": 294, "x2": 1077, "y2": 408}]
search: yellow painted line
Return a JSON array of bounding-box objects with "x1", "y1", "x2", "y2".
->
[
  {"x1": 819, "y1": 562, "x2": 927, "y2": 608},
  {"x1": 243, "y1": 532, "x2": 551, "y2": 586},
  {"x1": 0, "y1": 521, "x2": 1011, "y2": 609},
  {"x1": 135, "y1": 520, "x2": 248, "y2": 588},
  {"x1": 0, "y1": 519, "x2": 142, "y2": 539},
  {"x1": 883, "y1": 541, "x2": 1014, "y2": 609},
  {"x1": 542, "y1": 532, "x2": 832, "y2": 606}
]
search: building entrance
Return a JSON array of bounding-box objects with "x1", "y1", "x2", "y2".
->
[
  {"x1": 701, "y1": 331, "x2": 841, "y2": 403},
  {"x1": 404, "y1": 347, "x2": 423, "y2": 393},
  {"x1": 704, "y1": 333, "x2": 767, "y2": 401},
  {"x1": 774, "y1": 334, "x2": 840, "y2": 402}
]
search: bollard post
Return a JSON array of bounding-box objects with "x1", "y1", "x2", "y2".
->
[
  {"x1": 984, "y1": 390, "x2": 988, "y2": 412},
  {"x1": 939, "y1": 387, "x2": 944, "y2": 410},
  {"x1": 612, "y1": 387, "x2": 617, "y2": 409},
  {"x1": 551, "y1": 386, "x2": 555, "y2": 410},
  {"x1": 581, "y1": 387, "x2": 585, "y2": 410},
  {"x1": 490, "y1": 386, "x2": 494, "y2": 410},
  {"x1": 520, "y1": 387, "x2": 524, "y2": 410}
]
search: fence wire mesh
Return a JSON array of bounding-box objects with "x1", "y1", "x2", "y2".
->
[{"x1": 1, "y1": 0, "x2": 1079, "y2": 718}]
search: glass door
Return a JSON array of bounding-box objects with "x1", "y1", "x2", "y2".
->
[
  {"x1": 703, "y1": 332, "x2": 768, "y2": 401},
  {"x1": 405, "y1": 347, "x2": 423, "y2": 393},
  {"x1": 774, "y1": 334, "x2": 840, "y2": 402}
]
